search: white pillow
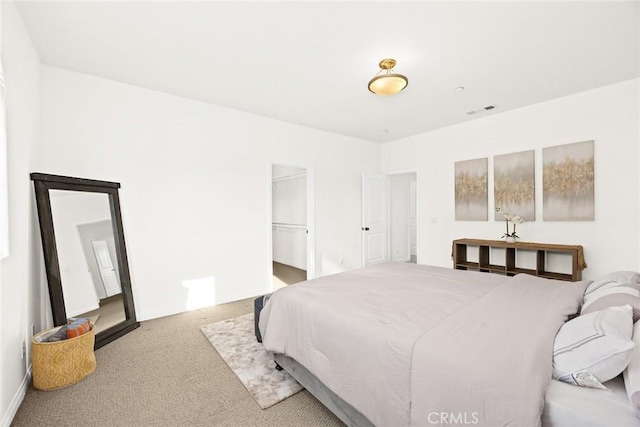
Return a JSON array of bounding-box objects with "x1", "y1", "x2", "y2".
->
[
  {"x1": 582, "y1": 271, "x2": 640, "y2": 322},
  {"x1": 584, "y1": 271, "x2": 640, "y2": 295},
  {"x1": 623, "y1": 320, "x2": 640, "y2": 417},
  {"x1": 553, "y1": 305, "x2": 635, "y2": 385}
]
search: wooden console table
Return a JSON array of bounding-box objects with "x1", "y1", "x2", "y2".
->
[{"x1": 452, "y1": 239, "x2": 587, "y2": 281}]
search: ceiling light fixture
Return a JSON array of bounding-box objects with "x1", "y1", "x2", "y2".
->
[{"x1": 368, "y1": 58, "x2": 408, "y2": 96}]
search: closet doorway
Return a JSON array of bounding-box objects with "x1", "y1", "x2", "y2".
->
[{"x1": 270, "y1": 164, "x2": 315, "y2": 291}]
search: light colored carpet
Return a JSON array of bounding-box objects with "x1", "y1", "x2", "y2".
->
[
  {"x1": 201, "y1": 313, "x2": 303, "y2": 409},
  {"x1": 11, "y1": 298, "x2": 344, "y2": 427},
  {"x1": 273, "y1": 262, "x2": 306, "y2": 291}
]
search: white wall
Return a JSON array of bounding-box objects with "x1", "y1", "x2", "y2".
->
[
  {"x1": 0, "y1": 2, "x2": 42, "y2": 426},
  {"x1": 382, "y1": 79, "x2": 640, "y2": 280},
  {"x1": 40, "y1": 66, "x2": 380, "y2": 321}
]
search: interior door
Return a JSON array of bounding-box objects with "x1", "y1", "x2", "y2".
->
[
  {"x1": 362, "y1": 174, "x2": 387, "y2": 266},
  {"x1": 91, "y1": 240, "x2": 121, "y2": 297}
]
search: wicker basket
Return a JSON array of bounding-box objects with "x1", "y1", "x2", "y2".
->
[{"x1": 31, "y1": 325, "x2": 96, "y2": 391}]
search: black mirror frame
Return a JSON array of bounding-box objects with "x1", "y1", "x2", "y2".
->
[{"x1": 31, "y1": 173, "x2": 140, "y2": 349}]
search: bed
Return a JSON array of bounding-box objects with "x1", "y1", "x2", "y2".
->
[{"x1": 258, "y1": 262, "x2": 639, "y2": 426}]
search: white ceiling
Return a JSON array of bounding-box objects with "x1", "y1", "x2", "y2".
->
[{"x1": 15, "y1": 1, "x2": 640, "y2": 143}]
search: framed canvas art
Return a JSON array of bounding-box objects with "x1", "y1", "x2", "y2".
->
[
  {"x1": 493, "y1": 150, "x2": 535, "y2": 221},
  {"x1": 543, "y1": 140, "x2": 594, "y2": 221},
  {"x1": 455, "y1": 157, "x2": 488, "y2": 221}
]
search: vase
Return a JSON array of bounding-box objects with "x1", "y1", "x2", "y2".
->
[{"x1": 505, "y1": 236, "x2": 517, "y2": 243}]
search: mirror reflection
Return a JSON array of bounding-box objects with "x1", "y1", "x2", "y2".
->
[{"x1": 49, "y1": 190, "x2": 126, "y2": 334}]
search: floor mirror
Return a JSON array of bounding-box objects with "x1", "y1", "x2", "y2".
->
[{"x1": 31, "y1": 173, "x2": 139, "y2": 349}]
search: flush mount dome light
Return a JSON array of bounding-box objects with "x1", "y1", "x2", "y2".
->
[{"x1": 368, "y1": 58, "x2": 408, "y2": 96}]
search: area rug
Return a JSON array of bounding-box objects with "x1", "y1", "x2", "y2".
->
[{"x1": 200, "y1": 313, "x2": 303, "y2": 409}]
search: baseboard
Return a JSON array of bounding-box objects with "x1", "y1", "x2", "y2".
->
[
  {"x1": 136, "y1": 306, "x2": 185, "y2": 322},
  {"x1": 137, "y1": 288, "x2": 269, "y2": 322},
  {"x1": 1, "y1": 366, "x2": 31, "y2": 427}
]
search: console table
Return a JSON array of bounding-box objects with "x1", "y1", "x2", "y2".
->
[{"x1": 452, "y1": 238, "x2": 587, "y2": 281}]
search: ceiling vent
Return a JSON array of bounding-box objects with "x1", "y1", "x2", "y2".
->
[{"x1": 466, "y1": 105, "x2": 497, "y2": 115}]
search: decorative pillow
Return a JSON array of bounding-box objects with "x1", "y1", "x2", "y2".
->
[
  {"x1": 584, "y1": 271, "x2": 640, "y2": 294},
  {"x1": 553, "y1": 305, "x2": 635, "y2": 385},
  {"x1": 582, "y1": 272, "x2": 640, "y2": 322},
  {"x1": 623, "y1": 320, "x2": 640, "y2": 417}
]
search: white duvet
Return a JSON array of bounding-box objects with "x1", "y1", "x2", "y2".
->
[{"x1": 259, "y1": 263, "x2": 589, "y2": 426}]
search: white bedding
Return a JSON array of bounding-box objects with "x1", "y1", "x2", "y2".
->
[
  {"x1": 543, "y1": 376, "x2": 639, "y2": 426},
  {"x1": 260, "y1": 263, "x2": 508, "y2": 426},
  {"x1": 260, "y1": 262, "x2": 590, "y2": 426}
]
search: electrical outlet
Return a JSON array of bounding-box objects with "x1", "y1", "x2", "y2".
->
[{"x1": 21, "y1": 340, "x2": 26, "y2": 359}]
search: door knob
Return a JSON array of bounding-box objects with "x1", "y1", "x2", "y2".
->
[{"x1": 362, "y1": 227, "x2": 370, "y2": 231}]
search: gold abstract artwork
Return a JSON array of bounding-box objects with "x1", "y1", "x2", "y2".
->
[
  {"x1": 455, "y1": 158, "x2": 488, "y2": 221},
  {"x1": 494, "y1": 150, "x2": 535, "y2": 221},
  {"x1": 543, "y1": 140, "x2": 594, "y2": 221}
]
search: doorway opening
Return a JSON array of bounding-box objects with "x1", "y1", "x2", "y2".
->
[
  {"x1": 270, "y1": 164, "x2": 315, "y2": 291},
  {"x1": 388, "y1": 172, "x2": 417, "y2": 263}
]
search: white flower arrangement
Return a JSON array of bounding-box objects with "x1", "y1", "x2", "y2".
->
[{"x1": 495, "y1": 207, "x2": 524, "y2": 240}]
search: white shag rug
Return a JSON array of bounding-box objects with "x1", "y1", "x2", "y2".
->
[{"x1": 200, "y1": 313, "x2": 303, "y2": 409}]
